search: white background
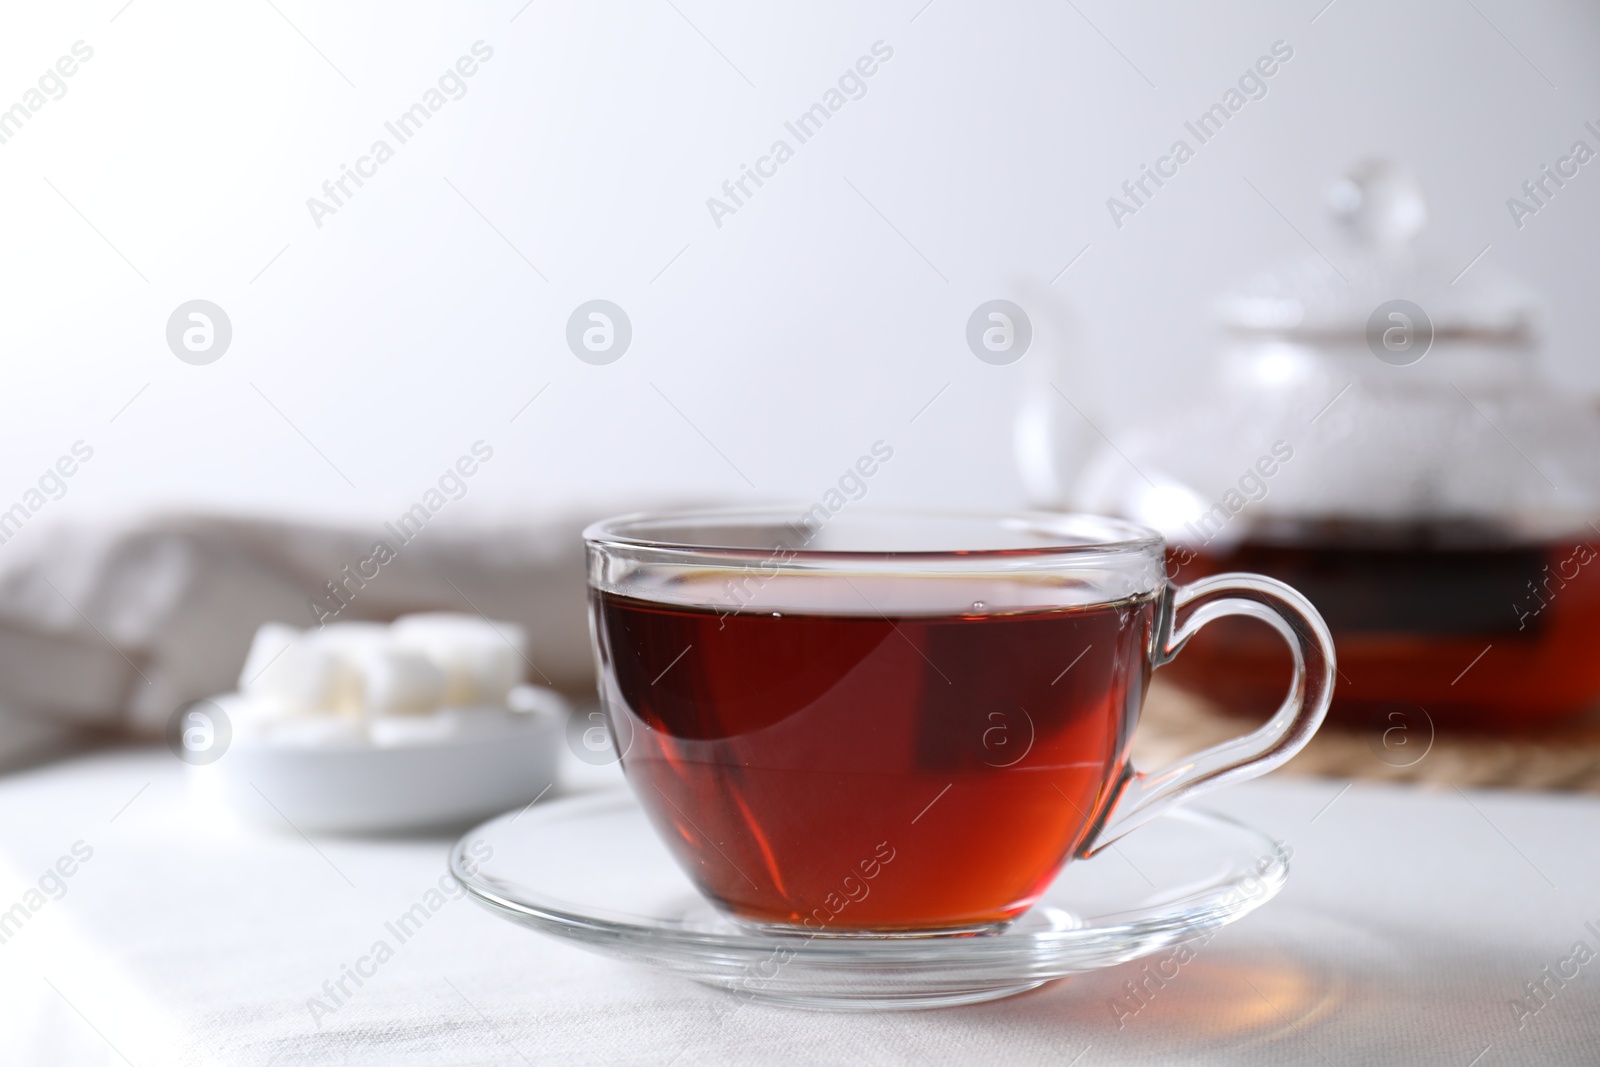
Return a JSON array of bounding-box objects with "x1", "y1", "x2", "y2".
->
[{"x1": 1, "y1": 0, "x2": 1597, "y2": 535}]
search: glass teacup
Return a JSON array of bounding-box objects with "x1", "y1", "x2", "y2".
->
[{"x1": 586, "y1": 509, "x2": 1333, "y2": 935}]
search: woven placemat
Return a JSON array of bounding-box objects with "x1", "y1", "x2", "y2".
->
[{"x1": 1134, "y1": 678, "x2": 1600, "y2": 793}]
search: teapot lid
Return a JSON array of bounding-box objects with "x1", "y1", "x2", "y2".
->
[{"x1": 1217, "y1": 160, "x2": 1536, "y2": 342}]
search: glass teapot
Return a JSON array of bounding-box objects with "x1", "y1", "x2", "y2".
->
[{"x1": 1021, "y1": 161, "x2": 1600, "y2": 729}]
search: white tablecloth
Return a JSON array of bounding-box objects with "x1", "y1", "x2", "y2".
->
[{"x1": 0, "y1": 747, "x2": 1596, "y2": 1065}]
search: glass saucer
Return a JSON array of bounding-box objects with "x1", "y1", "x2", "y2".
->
[{"x1": 450, "y1": 790, "x2": 1288, "y2": 1011}]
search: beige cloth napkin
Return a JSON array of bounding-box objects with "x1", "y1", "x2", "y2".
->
[{"x1": 0, "y1": 511, "x2": 600, "y2": 764}]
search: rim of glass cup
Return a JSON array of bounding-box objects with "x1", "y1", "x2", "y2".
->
[{"x1": 583, "y1": 507, "x2": 1165, "y2": 563}]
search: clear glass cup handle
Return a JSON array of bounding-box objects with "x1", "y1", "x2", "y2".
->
[{"x1": 1082, "y1": 572, "x2": 1336, "y2": 855}]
